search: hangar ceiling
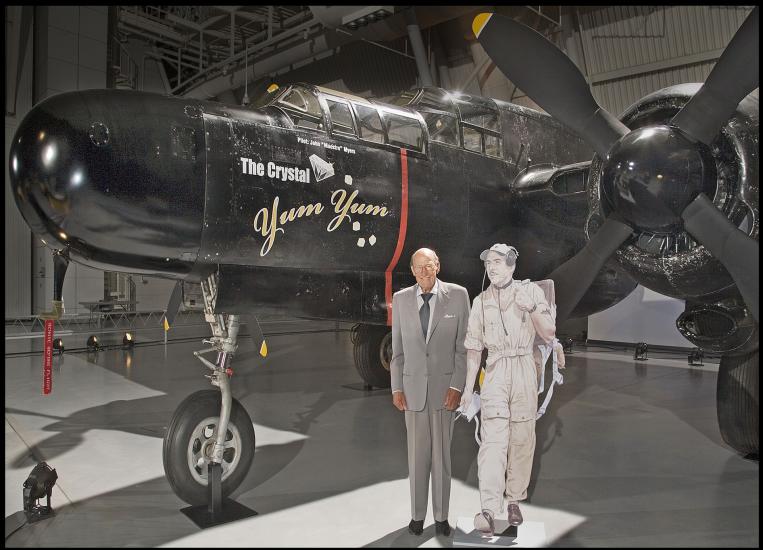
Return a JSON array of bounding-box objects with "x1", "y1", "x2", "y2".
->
[
  {"x1": 116, "y1": 6, "x2": 317, "y2": 96},
  {"x1": 114, "y1": 5, "x2": 563, "y2": 100}
]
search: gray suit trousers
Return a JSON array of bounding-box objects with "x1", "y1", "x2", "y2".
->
[{"x1": 405, "y1": 404, "x2": 455, "y2": 521}]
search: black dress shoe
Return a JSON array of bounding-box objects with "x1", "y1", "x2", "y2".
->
[
  {"x1": 435, "y1": 520, "x2": 452, "y2": 536},
  {"x1": 408, "y1": 519, "x2": 424, "y2": 535}
]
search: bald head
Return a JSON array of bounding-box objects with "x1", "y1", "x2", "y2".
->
[
  {"x1": 410, "y1": 248, "x2": 439, "y2": 268},
  {"x1": 410, "y1": 248, "x2": 440, "y2": 292}
]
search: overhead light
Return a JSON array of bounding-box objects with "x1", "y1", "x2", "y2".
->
[
  {"x1": 87, "y1": 335, "x2": 100, "y2": 351},
  {"x1": 561, "y1": 337, "x2": 574, "y2": 354},
  {"x1": 53, "y1": 338, "x2": 64, "y2": 355},
  {"x1": 634, "y1": 342, "x2": 649, "y2": 361},
  {"x1": 42, "y1": 143, "x2": 58, "y2": 168},
  {"x1": 342, "y1": 6, "x2": 393, "y2": 30},
  {"x1": 123, "y1": 332, "x2": 134, "y2": 349},
  {"x1": 688, "y1": 347, "x2": 704, "y2": 366},
  {"x1": 70, "y1": 169, "x2": 84, "y2": 187}
]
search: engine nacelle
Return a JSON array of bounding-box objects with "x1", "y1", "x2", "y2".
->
[
  {"x1": 677, "y1": 294, "x2": 758, "y2": 353},
  {"x1": 585, "y1": 84, "x2": 758, "y2": 302}
]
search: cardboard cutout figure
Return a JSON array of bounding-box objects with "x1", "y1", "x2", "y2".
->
[{"x1": 460, "y1": 244, "x2": 558, "y2": 536}]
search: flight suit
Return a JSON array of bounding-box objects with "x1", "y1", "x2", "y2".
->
[{"x1": 464, "y1": 280, "x2": 550, "y2": 515}]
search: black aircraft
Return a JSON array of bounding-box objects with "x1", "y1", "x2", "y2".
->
[{"x1": 9, "y1": 8, "x2": 758, "y2": 506}]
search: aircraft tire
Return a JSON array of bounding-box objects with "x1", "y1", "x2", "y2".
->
[
  {"x1": 352, "y1": 324, "x2": 392, "y2": 388},
  {"x1": 717, "y1": 347, "x2": 759, "y2": 459},
  {"x1": 163, "y1": 390, "x2": 255, "y2": 505}
]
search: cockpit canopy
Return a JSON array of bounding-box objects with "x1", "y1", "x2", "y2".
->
[
  {"x1": 261, "y1": 83, "x2": 506, "y2": 160},
  {"x1": 389, "y1": 87, "x2": 503, "y2": 158},
  {"x1": 265, "y1": 83, "x2": 427, "y2": 153}
]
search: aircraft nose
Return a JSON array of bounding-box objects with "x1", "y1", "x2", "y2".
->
[
  {"x1": 9, "y1": 91, "x2": 89, "y2": 244},
  {"x1": 9, "y1": 90, "x2": 206, "y2": 276}
]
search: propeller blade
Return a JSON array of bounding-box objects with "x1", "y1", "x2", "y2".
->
[
  {"x1": 163, "y1": 281, "x2": 183, "y2": 330},
  {"x1": 548, "y1": 217, "x2": 634, "y2": 323},
  {"x1": 472, "y1": 13, "x2": 629, "y2": 157},
  {"x1": 681, "y1": 193, "x2": 759, "y2": 322},
  {"x1": 671, "y1": 7, "x2": 758, "y2": 145}
]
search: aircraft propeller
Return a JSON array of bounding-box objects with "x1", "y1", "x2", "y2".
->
[{"x1": 473, "y1": 8, "x2": 759, "y2": 323}]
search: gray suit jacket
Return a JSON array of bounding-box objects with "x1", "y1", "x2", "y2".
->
[{"x1": 390, "y1": 280, "x2": 470, "y2": 411}]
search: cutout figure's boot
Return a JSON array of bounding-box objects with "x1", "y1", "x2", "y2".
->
[
  {"x1": 507, "y1": 503, "x2": 524, "y2": 526},
  {"x1": 474, "y1": 510, "x2": 494, "y2": 537}
]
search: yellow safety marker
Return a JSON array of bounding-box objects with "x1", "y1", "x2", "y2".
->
[
  {"x1": 478, "y1": 367, "x2": 485, "y2": 387},
  {"x1": 472, "y1": 13, "x2": 493, "y2": 39},
  {"x1": 259, "y1": 340, "x2": 268, "y2": 358},
  {"x1": 163, "y1": 317, "x2": 170, "y2": 331},
  {"x1": 267, "y1": 83, "x2": 279, "y2": 93}
]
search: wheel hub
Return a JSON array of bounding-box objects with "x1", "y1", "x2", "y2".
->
[
  {"x1": 187, "y1": 417, "x2": 242, "y2": 484},
  {"x1": 600, "y1": 125, "x2": 717, "y2": 234}
]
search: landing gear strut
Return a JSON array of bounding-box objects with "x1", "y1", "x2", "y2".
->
[{"x1": 162, "y1": 273, "x2": 257, "y2": 524}]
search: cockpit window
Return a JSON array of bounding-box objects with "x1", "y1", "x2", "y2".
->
[
  {"x1": 353, "y1": 103, "x2": 385, "y2": 144},
  {"x1": 463, "y1": 126, "x2": 482, "y2": 152},
  {"x1": 453, "y1": 93, "x2": 502, "y2": 158},
  {"x1": 277, "y1": 86, "x2": 325, "y2": 132},
  {"x1": 417, "y1": 89, "x2": 457, "y2": 114},
  {"x1": 326, "y1": 98, "x2": 356, "y2": 137},
  {"x1": 422, "y1": 112, "x2": 458, "y2": 145},
  {"x1": 382, "y1": 111, "x2": 424, "y2": 152},
  {"x1": 484, "y1": 134, "x2": 501, "y2": 158},
  {"x1": 457, "y1": 101, "x2": 499, "y2": 132}
]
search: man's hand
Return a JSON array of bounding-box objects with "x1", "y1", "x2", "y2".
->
[
  {"x1": 444, "y1": 388, "x2": 461, "y2": 411},
  {"x1": 459, "y1": 390, "x2": 473, "y2": 412},
  {"x1": 514, "y1": 288, "x2": 535, "y2": 312},
  {"x1": 392, "y1": 391, "x2": 407, "y2": 411}
]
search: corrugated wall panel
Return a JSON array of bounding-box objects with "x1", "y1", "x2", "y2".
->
[
  {"x1": 578, "y1": 6, "x2": 752, "y2": 117},
  {"x1": 579, "y1": 6, "x2": 751, "y2": 78},
  {"x1": 593, "y1": 61, "x2": 715, "y2": 117}
]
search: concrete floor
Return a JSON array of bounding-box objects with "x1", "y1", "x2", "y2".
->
[{"x1": 4, "y1": 320, "x2": 759, "y2": 547}]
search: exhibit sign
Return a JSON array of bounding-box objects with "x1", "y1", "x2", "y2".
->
[{"x1": 43, "y1": 319, "x2": 53, "y2": 394}]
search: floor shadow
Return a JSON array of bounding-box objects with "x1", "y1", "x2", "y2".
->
[{"x1": 363, "y1": 523, "x2": 441, "y2": 547}]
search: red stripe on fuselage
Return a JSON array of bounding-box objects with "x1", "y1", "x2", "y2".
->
[{"x1": 385, "y1": 149, "x2": 409, "y2": 325}]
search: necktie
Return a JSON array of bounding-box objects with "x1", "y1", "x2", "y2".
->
[{"x1": 420, "y1": 293, "x2": 433, "y2": 339}]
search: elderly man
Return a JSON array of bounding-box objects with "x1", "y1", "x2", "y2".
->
[
  {"x1": 460, "y1": 244, "x2": 556, "y2": 536},
  {"x1": 390, "y1": 248, "x2": 471, "y2": 537}
]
